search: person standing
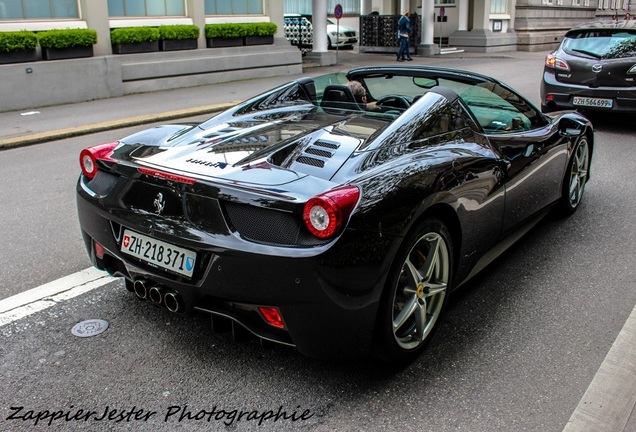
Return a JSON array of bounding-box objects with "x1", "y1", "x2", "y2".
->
[{"x1": 396, "y1": 10, "x2": 413, "y2": 62}]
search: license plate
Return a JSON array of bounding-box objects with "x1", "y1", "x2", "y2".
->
[
  {"x1": 572, "y1": 97, "x2": 613, "y2": 108},
  {"x1": 120, "y1": 229, "x2": 196, "y2": 278}
]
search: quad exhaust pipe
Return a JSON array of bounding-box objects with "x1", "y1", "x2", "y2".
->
[
  {"x1": 133, "y1": 279, "x2": 151, "y2": 300},
  {"x1": 132, "y1": 278, "x2": 182, "y2": 313},
  {"x1": 148, "y1": 286, "x2": 164, "y2": 305}
]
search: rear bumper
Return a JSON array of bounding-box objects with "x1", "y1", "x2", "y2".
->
[
  {"x1": 76, "y1": 180, "x2": 397, "y2": 359},
  {"x1": 541, "y1": 70, "x2": 636, "y2": 112}
]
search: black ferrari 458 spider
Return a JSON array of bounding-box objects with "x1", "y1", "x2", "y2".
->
[{"x1": 77, "y1": 65, "x2": 593, "y2": 363}]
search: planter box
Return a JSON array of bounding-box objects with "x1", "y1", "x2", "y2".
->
[
  {"x1": 112, "y1": 41, "x2": 159, "y2": 54},
  {"x1": 0, "y1": 49, "x2": 37, "y2": 64},
  {"x1": 42, "y1": 45, "x2": 94, "y2": 60},
  {"x1": 159, "y1": 38, "x2": 198, "y2": 51},
  {"x1": 206, "y1": 37, "x2": 244, "y2": 48},
  {"x1": 244, "y1": 35, "x2": 274, "y2": 46}
]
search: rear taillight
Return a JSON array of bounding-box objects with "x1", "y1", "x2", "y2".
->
[
  {"x1": 79, "y1": 142, "x2": 118, "y2": 179},
  {"x1": 545, "y1": 54, "x2": 570, "y2": 71},
  {"x1": 303, "y1": 185, "x2": 360, "y2": 239},
  {"x1": 258, "y1": 307, "x2": 285, "y2": 329}
]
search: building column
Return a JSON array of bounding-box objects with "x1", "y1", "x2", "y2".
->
[
  {"x1": 458, "y1": 0, "x2": 469, "y2": 31},
  {"x1": 361, "y1": 0, "x2": 373, "y2": 15},
  {"x1": 263, "y1": 0, "x2": 287, "y2": 44},
  {"x1": 449, "y1": 0, "x2": 518, "y2": 52},
  {"x1": 306, "y1": 0, "x2": 337, "y2": 65},
  {"x1": 419, "y1": 0, "x2": 440, "y2": 55},
  {"x1": 79, "y1": 0, "x2": 111, "y2": 56},
  {"x1": 185, "y1": 0, "x2": 206, "y2": 50}
]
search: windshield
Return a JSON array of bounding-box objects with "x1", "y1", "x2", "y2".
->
[{"x1": 563, "y1": 30, "x2": 636, "y2": 59}]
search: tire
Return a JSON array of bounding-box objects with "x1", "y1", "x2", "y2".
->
[
  {"x1": 375, "y1": 218, "x2": 453, "y2": 364},
  {"x1": 556, "y1": 134, "x2": 590, "y2": 216}
]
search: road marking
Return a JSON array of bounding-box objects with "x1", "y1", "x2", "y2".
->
[
  {"x1": 562, "y1": 303, "x2": 636, "y2": 432},
  {"x1": 0, "y1": 267, "x2": 114, "y2": 327}
]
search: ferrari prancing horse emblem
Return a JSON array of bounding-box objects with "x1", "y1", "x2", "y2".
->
[{"x1": 153, "y1": 192, "x2": 165, "y2": 215}]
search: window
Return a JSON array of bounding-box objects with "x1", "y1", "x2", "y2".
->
[
  {"x1": 107, "y1": 0, "x2": 185, "y2": 17},
  {"x1": 0, "y1": 0, "x2": 79, "y2": 19},
  {"x1": 459, "y1": 82, "x2": 542, "y2": 133},
  {"x1": 205, "y1": 0, "x2": 263, "y2": 15},
  {"x1": 284, "y1": 0, "x2": 359, "y2": 15},
  {"x1": 435, "y1": 0, "x2": 456, "y2": 6},
  {"x1": 490, "y1": 0, "x2": 507, "y2": 14}
]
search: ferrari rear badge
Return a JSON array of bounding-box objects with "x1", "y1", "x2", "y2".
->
[{"x1": 153, "y1": 192, "x2": 165, "y2": 215}]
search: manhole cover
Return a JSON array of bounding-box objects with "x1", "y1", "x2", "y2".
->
[{"x1": 71, "y1": 319, "x2": 109, "y2": 337}]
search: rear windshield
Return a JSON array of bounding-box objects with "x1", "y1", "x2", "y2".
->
[{"x1": 563, "y1": 30, "x2": 636, "y2": 59}]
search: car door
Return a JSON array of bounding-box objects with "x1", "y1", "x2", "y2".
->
[{"x1": 460, "y1": 82, "x2": 568, "y2": 234}]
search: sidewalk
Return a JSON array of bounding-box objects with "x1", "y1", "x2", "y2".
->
[
  {"x1": 0, "y1": 49, "x2": 535, "y2": 150},
  {"x1": 0, "y1": 48, "x2": 634, "y2": 432}
]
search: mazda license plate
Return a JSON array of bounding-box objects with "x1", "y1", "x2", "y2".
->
[
  {"x1": 120, "y1": 229, "x2": 196, "y2": 278},
  {"x1": 572, "y1": 97, "x2": 613, "y2": 108}
]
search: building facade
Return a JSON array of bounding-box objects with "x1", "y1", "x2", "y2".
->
[{"x1": 0, "y1": 0, "x2": 623, "y2": 111}]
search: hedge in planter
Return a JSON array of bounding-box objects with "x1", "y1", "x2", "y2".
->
[
  {"x1": 244, "y1": 22, "x2": 277, "y2": 46},
  {"x1": 111, "y1": 27, "x2": 160, "y2": 54},
  {"x1": 158, "y1": 25, "x2": 199, "y2": 51},
  {"x1": 38, "y1": 28, "x2": 97, "y2": 60},
  {"x1": 205, "y1": 23, "x2": 247, "y2": 48},
  {"x1": 0, "y1": 31, "x2": 38, "y2": 64},
  {"x1": 205, "y1": 22, "x2": 277, "y2": 48}
]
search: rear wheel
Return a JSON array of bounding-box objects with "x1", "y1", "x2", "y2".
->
[
  {"x1": 376, "y1": 218, "x2": 453, "y2": 364},
  {"x1": 557, "y1": 135, "x2": 590, "y2": 216}
]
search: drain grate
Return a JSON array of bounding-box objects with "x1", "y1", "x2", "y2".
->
[{"x1": 71, "y1": 319, "x2": 109, "y2": 337}]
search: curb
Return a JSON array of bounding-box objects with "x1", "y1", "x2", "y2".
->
[{"x1": 0, "y1": 101, "x2": 240, "y2": 150}]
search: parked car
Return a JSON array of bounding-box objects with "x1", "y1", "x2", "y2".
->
[
  {"x1": 283, "y1": 13, "x2": 358, "y2": 49},
  {"x1": 77, "y1": 65, "x2": 593, "y2": 364},
  {"x1": 541, "y1": 19, "x2": 636, "y2": 113}
]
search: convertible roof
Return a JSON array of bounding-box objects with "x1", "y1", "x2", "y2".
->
[{"x1": 345, "y1": 65, "x2": 496, "y2": 86}]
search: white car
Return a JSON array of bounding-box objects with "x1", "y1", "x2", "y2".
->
[{"x1": 284, "y1": 14, "x2": 358, "y2": 49}]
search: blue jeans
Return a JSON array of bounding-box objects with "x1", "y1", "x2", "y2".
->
[{"x1": 397, "y1": 36, "x2": 411, "y2": 60}]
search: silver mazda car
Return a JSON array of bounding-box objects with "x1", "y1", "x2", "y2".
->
[{"x1": 540, "y1": 20, "x2": 636, "y2": 113}]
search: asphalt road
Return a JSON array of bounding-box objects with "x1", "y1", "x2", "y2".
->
[{"x1": 1, "y1": 55, "x2": 636, "y2": 431}]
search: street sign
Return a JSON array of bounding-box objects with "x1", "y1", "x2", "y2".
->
[{"x1": 334, "y1": 4, "x2": 343, "y2": 20}]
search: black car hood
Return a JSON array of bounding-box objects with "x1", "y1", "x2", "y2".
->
[{"x1": 121, "y1": 111, "x2": 391, "y2": 186}]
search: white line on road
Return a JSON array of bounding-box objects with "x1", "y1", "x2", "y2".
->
[
  {"x1": 0, "y1": 267, "x2": 114, "y2": 327},
  {"x1": 562, "y1": 303, "x2": 636, "y2": 432}
]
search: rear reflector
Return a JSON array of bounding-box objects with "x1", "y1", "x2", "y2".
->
[
  {"x1": 258, "y1": 307, "x2": 285, "y2": 329},
  {"x1": 94, "y1": 241, "x2": 105, "y2": 259}
]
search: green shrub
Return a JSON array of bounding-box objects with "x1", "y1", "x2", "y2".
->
[
  {"x1": 110, "y1": 27, "x2": 160, "y2": 44},
  {"x1": 205, "y1": 24, "x2": 248, "y2": 39},
  {"x1": 245, "y1": 22, "x2": 277, "y2": 37},
  {"x1": 205, "y1": 22, "x2": 277, "y2": 39},
  {"x1": 158, "y1": 24, "x2": 199, "y2": 40},
  {"x1": 37, "y1": 28, "x2": 97, "y2": 49},
  {"x1": 0, "y1": 31, "x2": 38, "y2": 52}
]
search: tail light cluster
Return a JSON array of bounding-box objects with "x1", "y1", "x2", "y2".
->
[
  {"x1": 79, "y1": 142, "x2": 119, "y2": 179},
  {"x1": 303, "y1": 185, "x2": 360, "y2": 239},
  {"x1": 545, "y1": 54, "x2": 570, "y2": 71}
]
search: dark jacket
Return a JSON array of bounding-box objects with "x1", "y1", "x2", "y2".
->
[{"x1": 398, "y1": 15, "x2": 411, "y2": 37}]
